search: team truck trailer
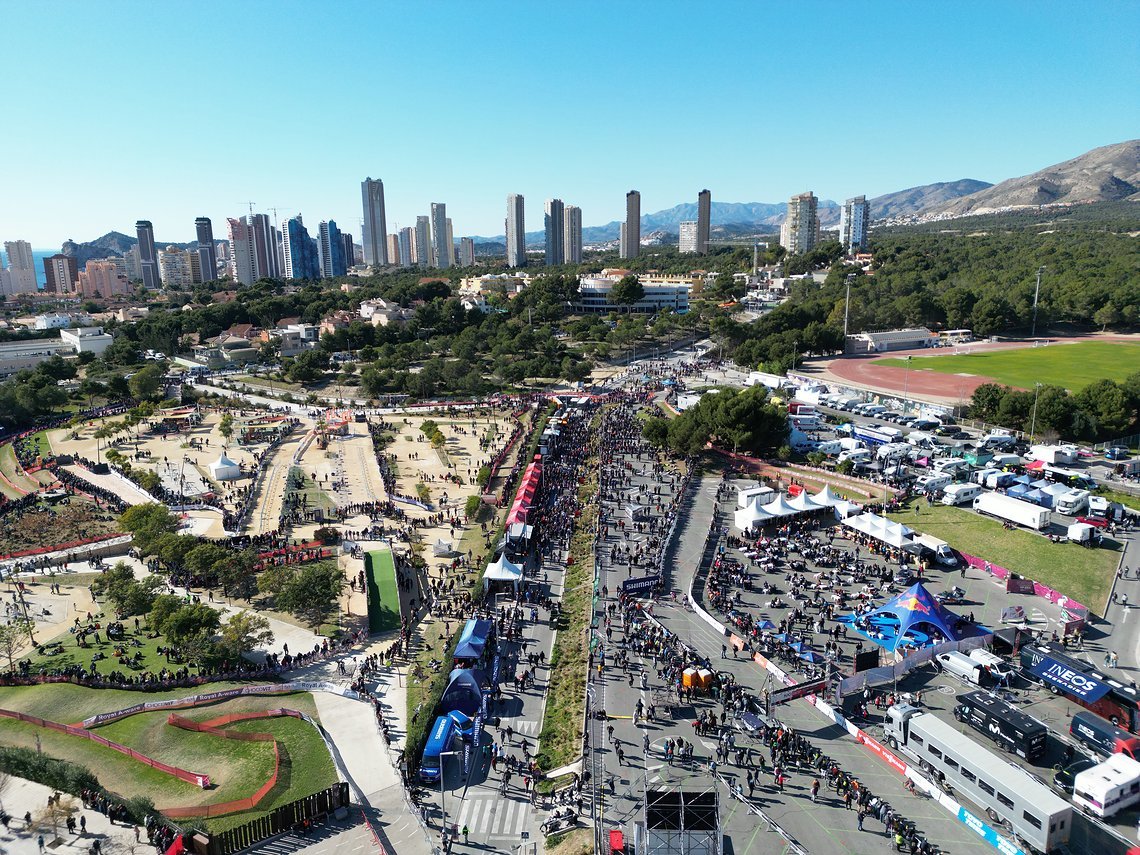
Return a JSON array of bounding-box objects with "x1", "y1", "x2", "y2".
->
[
  {"x1": 973, "y1": 492, "x2": 1052, "y2": 531},
  {"x1": 883, "y1": 704, "x2": 1071, "y2": 853}
]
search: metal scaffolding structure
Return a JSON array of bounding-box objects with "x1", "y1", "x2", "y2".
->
[{"x1": 634, "y1": 783, "x2": 721, "y2": 855}]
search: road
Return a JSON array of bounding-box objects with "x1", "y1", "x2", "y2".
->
[
  {"x1": 249, "y1": 431, "x2": 305, "y2": 534},
  {"x1": 585, "y1": 408, "x2": 996, "y2": 855}
]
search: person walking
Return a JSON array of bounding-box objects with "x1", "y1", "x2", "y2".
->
[
  {"x1": 462, "y1": 825, "x2": 469, "y2": 844},
  {"x1": 857, "y1": 807, "x2": 865, "y2": 832},
  {"x1": 811, "y1": 778, "x2": 820, "y2": 802}
]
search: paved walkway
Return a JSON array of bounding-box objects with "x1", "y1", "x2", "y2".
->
[
  {"x1": 0, "y1": 776, "x2": 143, "y2": 855},
  {"x1": 60, "y1": 465, "x2": 154, "y2": 506}
]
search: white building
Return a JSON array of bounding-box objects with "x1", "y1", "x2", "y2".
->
[
  {"x1": 840, "y1": 195, "x2": 870, "y2": 250},
  {"x1": 33, "y1": 313, "x2": 74, "y2": 330},
  {"x1": 576, "y1": 269, "x2": 689, "y2": 314},
  {"x1": 3, "y1": 240, "x2": 38, "y2": 294},
  {"x1": 779, "y1": 191, "x2": 820, "y2": 255},
  {"x1": 678, "y1": 221, "x2": 699, "y2": 253},
  {"x1": 158, "y1": 246, "x2": 198, "y2": 287},
  {"x1": 0, "y1": 339, "x2": 73, "y2": 377},
  {"x1": 845, "y1": 328, "x2": 937, "y2": 354},
  {"x1": 60, "y1": 326, "x2": 114, "y2": 356},
  {"x1": 506, "y1": 193, "x2": 526, "y2": 267},
  {"x1": 564, "y1": 205, "x2": 582, "y2": 263}
]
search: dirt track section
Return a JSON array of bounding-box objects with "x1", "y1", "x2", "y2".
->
[{"x1": 248, "y1": 432, "x2": 305, "y2": 535}]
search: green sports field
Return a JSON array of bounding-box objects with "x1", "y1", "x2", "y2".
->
[
  {"x1": 876, "y1": 341, "x2": 1140, "y2": 391},
  {"x1": 365, "y1": 546, "x2": 401, "y2": 632}
]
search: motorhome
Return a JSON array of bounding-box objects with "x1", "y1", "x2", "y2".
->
[
  {"x1": 941, "y1": 483, "x2": 981, "y2": 506},
  {"x1": 915, "y1": 473, "x2": 952, "y2": 494},
  {"x1": 1072, "y1": 754, "x2": 1140, "y2": 819},
  {"x1": 1057, "y1": 490, "x2": 1091, "y2": 516}
]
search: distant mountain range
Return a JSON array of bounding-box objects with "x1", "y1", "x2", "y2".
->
[
  {"x1": 477, "y1": 180, "x2": 998, "y2": 245},
  {"x1": 937, "y1": 139, "x2": 1140, "y2": 215}
]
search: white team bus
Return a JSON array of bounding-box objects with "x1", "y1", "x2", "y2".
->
[{"x1": 885, "y1": 704, "x2": 1071, "y2": 853}]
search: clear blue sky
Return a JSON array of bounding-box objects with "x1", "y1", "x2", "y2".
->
[{"x1": 3, "y1": 0, "x2": 1137, "y2": 248}]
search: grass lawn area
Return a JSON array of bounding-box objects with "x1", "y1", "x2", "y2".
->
[
  {"x1": 365, "y1": 546, "x2": 400, "y2": 632},
  {"x1": 875, "y1": 341, "x2": 1140, "y2": 391},
  {"x1": 887, "y1": 498, "x2": 1121, "y2": 610},
  {"x1": 535, "y1": 410, "x2": 600, "y2": 773},
  {"x1": 287, "y1": 466, "x2": 337, "y2": 513},
  {"x1": 21, "y1": 622, "x2": 171, "y2": 676},
  {"x1": 0, "y1": 684, "x2": 334, "y2": 825},
  {"x1": 28, "y1": 430, "x2": 52, "y2": 458}
]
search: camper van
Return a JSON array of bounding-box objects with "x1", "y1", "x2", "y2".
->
[
  {"x1": 1072, "y1": 754, "x2": 1140, "y2": 818},
  {"x1": 984, "y1": 471, "x2": 1017, "y2": 490},
  {"x1": 942, "y1": 483, "x2": 982, "y2": 506},
  {"x1": 837, "y1": 449, "x2": 872, "y2": 465},
  {"x1": 915, "y1": 473, "x2": 952, "y2": 494},
  {"x1": 1057, "y1": 490, "x2": 1091, "y2": 517}
]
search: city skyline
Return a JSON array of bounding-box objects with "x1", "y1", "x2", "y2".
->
[{"x1": 1, "y1": 2, "x2": 1135, "y2": 247}]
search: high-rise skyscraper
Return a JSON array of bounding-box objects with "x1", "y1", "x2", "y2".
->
[
  {"x1": 342, "y1": 233, "x2": 356, "y2": 268},
  {"x1": 226, "y1": 214, "x2": 279, "y2": 285},
  {"x1": 678, "y1": 221, "x2": 699, "y2": 253},
  {"x1": 622, "y1": 191, "x2": 640, "y2": 259},
  {"x1": 135, "y1": 221, "x2": 160, "y2": 290},
  {"x1": 318, "y1": 220, "x2": 347, "y2": 278},
  {"x1": 3, "y1": 240, "x2": 38, "y2": 293},
  {"x1": 696, "y1": 189, "x2": 711, "y2": 255},
  {"x1": 386, "y1": 234, "x2": 399, "y2": 266},
  {"x1": 544, "y1": 199, "x2": 565, "y2": 266},
  {"x1": 398, "y1": 228, "x2": 413, "y2": 267},
  {"x1": 431, "y1": 204, "x2": 450, "y2": 269},
  {"x1": 227, "y1": 218, "x2": 253, "y2": 285},
  {"x1": 43, "y1": 254, "x2": 78, "y2": 293},
  {"x1": 564, "y1": 205, "x2": 582, "y2": 264},
  {"x1": 506, "y1": 194, "x2": 526, "y2": 268},
  {"x1": 415, "y1": 216, "x2": 431, "y2": 268},
  {"x1": 459, "y1": 237, "x2": 475, "y2": 267},
  {"x1": 361, "y1": 178, "x2": 388, "y2": 267},
  {"x1": 282, "y1": 215, "x2": 320, "y2": 281},
  {"x1": 839, "y1": 195, "x2": 871, "y2": 251},
  {"x1": 779, "y1": 192, "x2": 820, "y2": 255},
  {"x1": 446, "y1": 218, "x2": 455, "y2": 268},
  {"x1": 195, "y1": 217, "x2": 218, "y2": 282}
]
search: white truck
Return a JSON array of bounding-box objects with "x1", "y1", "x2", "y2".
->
[
  {"x1": 973, "y1": 492, "x2": 1051, "y2": 531},
  {"x1": 1056, "y1": 489, "x2": 1091, "y2": 516},
  {"x1": 1029, "y1": 444, "x2": 1078, "y2": 465},
  {"x1": 913, "y1": 533, "x2": 959, "y2": 566}
]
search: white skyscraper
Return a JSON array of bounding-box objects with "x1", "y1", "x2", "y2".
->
[
  {"x1": 3, "y1": 240, "x2": 38, "y2": 293},
  {"x1": 459, "y1": 237, "x2": 475, "y2": 267},
  {"x1": 678, "y1": 221, "x2": 699, "y2": 253},
  {"x1": 361, "y1": 178, "x2": 389, "y2": 267},
  {"x1": 779, "y1": 191, "x2": 820, "y2": 255},
  {"x1": 431, "y1": 204, "x2": 450, "y2": 269},
  {"x1": 564, "y1": 205, "x2": 582, "y2": 264},
  {"x1": 839, "y1": 195, "x2": 871, "y2": 251},
  {"x1": 446, "y1": 218, "x2": 455, "y2": 267},
  {"x1": 506, "y1": 194, "x2": 526, "y2": 267}
]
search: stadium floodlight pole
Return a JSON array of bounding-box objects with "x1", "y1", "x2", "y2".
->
[
  {"x1": 843, "y1": 273, "x2": 856, "y2": 339},
  {"x1": 1029, "y1": 382, "x2": 1043, "y2": 442},
  {"x1": 903, "y1": 356, "x2": 913, "y2": 414},
  {"x1": 1031, "y1": 266, "x2": 1046, "y2": 339}
]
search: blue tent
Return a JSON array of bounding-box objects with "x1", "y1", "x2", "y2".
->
[
  {"x1": 454, "y1": 619, "x2": 494, "y2": 660},
  {"x1": 1024, "y1": 488, "x2": 1051, "y2": 507},
  {"x1": 1007, "y1": 483, "x2": 1031, "y2": 499},
  {"x1": 799, "y1": 650, "x2": 820, "y2": 663},
  {"x1": 1031, "y1": 478, "x2": 1050, "y2": 489},
  {"x1": 1014, "y1": 474, "x2": 1034, "y2": 485},
  {"x1": 850, "y1": 582, "x2": 965, "y2": 650},
  {"x1": 758, "y1": 619, "x2": 777, "y2": 631},
  {"x1": 440, "y1": 668, "x2": 487, "y2": 716}
]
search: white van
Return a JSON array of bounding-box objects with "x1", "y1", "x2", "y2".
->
[
  {"x1": 935, "y1": 650, "x2": 985, "y2": 685},
  {"x1": 915, "y1": 473, "x2": 952, "y2": 494},
  {"x1": 972, "y1": 467, "x2": 1000, "y2": 485},
  {"x1": 968, "y1": 649, "x2": 1014, "y2": 683},
  {"x1": 991, "y1": 453, "x2": 1022, "y2": 468},
  {"x1": 838, "y1": 449, "x2": 872, "y2": 465},
  {"x1": 907, "y1": 431, "x2": 940, "y2": 449},
  {"x1": 941, "y1": 483, "x2": 981, "y2": 506}
]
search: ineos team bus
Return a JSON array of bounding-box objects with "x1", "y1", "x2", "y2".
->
[{"x1": 1019, "y1": 643, "x2": 1140, "y2": 732}]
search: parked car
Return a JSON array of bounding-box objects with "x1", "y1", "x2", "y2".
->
[
  {"x1": 1052, "y1": 758, "x2": 1097, "y2": 794},
  {"x1": 1105, "y1": 446, "x2": 1130, "y2": 460},
  {"x1": 1076, "y1": 515, "x2": 1110, "y2": 530}
]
